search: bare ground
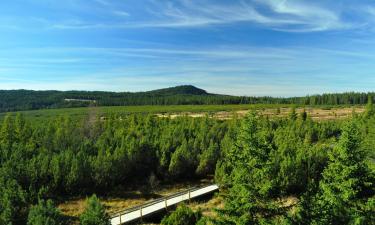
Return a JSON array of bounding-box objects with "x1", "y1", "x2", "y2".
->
[{"x1": 157, "y1": 106, "x2": 365, "y2": 121}]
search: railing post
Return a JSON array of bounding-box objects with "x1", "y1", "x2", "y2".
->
[
  {"x1": 140, "y1": 206, "x2": 143, "y2": 221},
  {"x1": 119, "y1": 212, "x2": 121, "y2": 224},
  {"x1": 165, "y1": 198, "x2": 167, "y2": 210}
]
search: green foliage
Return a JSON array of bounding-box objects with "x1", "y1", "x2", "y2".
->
[
  {"x1": 161, "y1": 204, "x2": 202, "y2": 225},
  {"x1": 311, "y1": 121, "x2": 374, "y2": 224},
  {"x1": 216, "y1": 112, "x2": 279, "y2": 225},
  {"x1": 364, "y1": 95, "x2": 375, "y2": 118},
  {"x1": 1, "y1": 101, "x2": 375, "y2": 224},
  {"x1": 289, "y1": 106, "x2": 297, "y2": 120},
  {"x1": 168, "y1": 139, "x2": 196, "y2": 178},
  {"x1": 300, "y1": 109, "x2": 307, "y2": 121},
  {"x1": 216, "y1": 111, "x2": 374, "y2": 224},
  {"x1": 0, "y1": 176, "x2": 26, "y2": 225},
  {"x1": 0, "y1": 112, "x2": 231, "y2": 223},
  {"x1": 196, "y1": 140, "x2": 220, "y2": 176},
  {"x1": 27, "y1": 199, "x2": 63, "y2": 225},
  {"x1": 80, "y1": 195, "x2": 109, "y2": 225}
]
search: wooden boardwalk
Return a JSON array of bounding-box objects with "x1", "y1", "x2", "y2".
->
[{"x1": 110, "y1": 184, "x2": 219, "y2": 225}]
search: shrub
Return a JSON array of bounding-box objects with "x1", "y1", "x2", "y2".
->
[
  {"x1": 161, "y1": 204, "x2": 202, "y2": 225},
  {"x1": 80, "y1": 195, "x2": 109, "y2": 225},
  {"x1": 27, "y1": 199, "x2": 63, "y2": 225}
]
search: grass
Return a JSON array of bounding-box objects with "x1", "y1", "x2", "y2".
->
[
  {"x1": 0, "y1": 104, "x2": 365, "y2": 122},
  {"x1": 58, "y1": 178, "x2": 213, "y2": 224}
]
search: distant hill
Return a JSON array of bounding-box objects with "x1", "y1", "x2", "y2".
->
[
  {"x1": 0, "y1": 85, "x2": 374, "y2": 113},
  {"x1": 145, "y1": 85, "x2": 209, "y2": 96}
]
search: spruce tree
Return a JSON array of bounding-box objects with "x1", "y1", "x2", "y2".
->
[
  {"x1": 27, "y1": 199, "x2": 63, "y2": 225},
  {"x1": 161, "y1": 204, "x2": 202, "y2": 225},
  {"x1": 215, "y1": 112, "x2": 277, "y2": 225},
  {"x1": 313, "y1": 121, "x2": 373, "y2": 224},
  {"x1": 80, "y1": 195, "x2": 110, "y2": 225}
]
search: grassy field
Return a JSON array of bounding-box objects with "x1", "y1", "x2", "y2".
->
[{"x1": 0, "y1": 104, "x2": 365, "y2": 122}]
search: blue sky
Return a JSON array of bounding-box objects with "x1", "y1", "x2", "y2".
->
[{"x1": 1, "y1": 0, "x2": 375, "y2": 96}]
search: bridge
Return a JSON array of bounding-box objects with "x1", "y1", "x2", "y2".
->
[{"x1": 110, "y1": 184, "x2": 219, "y2": 225}]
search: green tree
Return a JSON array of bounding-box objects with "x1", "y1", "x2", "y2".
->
[
  {"x1": 0, "y1": 114, "x2": 14, "y2": 150},
  {"x1": 289, "y1": 106, "x2": 298, "y2": 121},
  {"x1": 161, "y1": 204, "x2": 202, "y2": 225},
  {"x1": 300, "y1": 109, "x2": 307, "y2": 121},
  {"x1": 215, "y1": 112, "x2": 278, "y2": 225},
  {"x1": 168, "y1": 139, "x2": 195, "y2": 178},
  {"x1": 27, "y1": 199, "x2": 63, "y2": 225},
  {"x1": 80, "y1": 195, "x2": 109, "y2": 225},
  {"x1": 196, "y1": 140, "x2": 220, "y2": 176},
  {"x1": 0, "y1": 177, "x2": 26, "y2": 225},
  {"x1": 364, "y1": 95, "x2": 375, "y2": 118},
  {"x1": 313, "y1": 121, "x2": 374, "y2": 224}
]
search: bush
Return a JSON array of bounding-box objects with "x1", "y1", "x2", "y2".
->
[
  {"x1": 161, "y1": 204, "x2": 202, "y2": 225},
  {"x1": 27, "y1": 199, "x2": 63, "y2": 225},
  {"x1": 80, "y1": 195, "x2": 110, "y2": 225}
]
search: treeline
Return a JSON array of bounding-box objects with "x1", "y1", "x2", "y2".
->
[
  {"x1": 1, "y1": 86, "x2": 375, "y2": 112},
  {"x1": 0, "y1": 113, "x2": 231, "y2": 224}
]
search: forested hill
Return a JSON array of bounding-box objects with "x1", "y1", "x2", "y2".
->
[{"x1": 0, "y1": 85, "x2": 374, "y2": 112}]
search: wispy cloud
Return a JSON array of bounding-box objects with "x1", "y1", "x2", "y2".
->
[
  {"x1": 1, "y1": 0, "x2": 372, "y2": 33},
  {"x1": 113, "y1": 11, "x2": 130, "y2": 17},
  {"x1": 93, "y1": 0, "x2": 111, "y2": 6},
  {"x1": 138, "y1": 0, "x2": 348, "y2": 32}
]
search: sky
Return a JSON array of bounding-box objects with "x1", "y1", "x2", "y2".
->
[{"x1": 1, "y1": 0, "x2": 375, "y2": 96}]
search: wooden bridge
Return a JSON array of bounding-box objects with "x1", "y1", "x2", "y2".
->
[{"x1": 110, "y1": 184, "x2": 219, "y2": 225}]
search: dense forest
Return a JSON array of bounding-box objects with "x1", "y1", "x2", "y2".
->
[
  {"x1": 0, "y1": 100, "x2": 374, "y2": 224},
  {"x1": 0, "y1": 111, "x2": 231, "y2": 224},
  {"x1": 1, "y1": 85, "x2": 375, "y2": 112}
]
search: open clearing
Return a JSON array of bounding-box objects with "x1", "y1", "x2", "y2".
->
[
  {"x1": 0, "y1": 104, "x2": 365, "y2": 121},
  {"x1": 157, "y1": 106, "x2": 365, "y2": 121}
]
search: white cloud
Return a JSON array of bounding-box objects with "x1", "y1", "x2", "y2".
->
[
  {"x1": 113, "y1": 11, "x2": 130, "y2": 17},
  {"x1": 4, "y1": 0, "x2": 371, "y2": 33}
]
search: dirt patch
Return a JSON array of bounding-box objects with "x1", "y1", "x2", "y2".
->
[{"x1": 156, "y1": 106, "x2": 365, "y2": 121}]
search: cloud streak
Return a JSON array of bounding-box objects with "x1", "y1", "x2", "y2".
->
[{"x1": 1, "y1": 0, "x2": 373, "y2": 33}]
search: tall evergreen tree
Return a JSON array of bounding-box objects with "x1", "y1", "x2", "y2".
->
[
  {"x1": 313, "y1": 121, "x2": 374, "y2": 224},
  {"x1": 215, "y1": 112, "x2": 277, "y2": 225}
]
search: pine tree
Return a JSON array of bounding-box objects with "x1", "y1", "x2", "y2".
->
[
  {"x1": 0, "y1": 177, "x2": 26, "y2": 225},
  {"x1": 27, "y1": 199, "x2": 63, "y2": 225},
  {"x1": 289, "y1": 106, "x2": 298, "y2": 121},
  {"x1": 364, "y1": 95, "x2": 375, "y2": 118},
  {"x1": 313, "y1": 121, "x2": 373, "y2": 224},
  {"x1": 196, "y1": 140, "x2": 219, "y2": 176},
  {"x1": 215, "y1": 112, "x2": 277, "y2": 225},
  {"x1": 168, "y1": 139, "x2": 195, "y2": 178},
  {"x1": 80, "y1": 195, "x2": 110, "y2": 225},
  {"x1": 0, "y1": 114, "x2": 14, "y2": 150},
  {"x1": 161, "y1": 204, "x2": 202, "y2": 225},
  {"x1": 300, "y1": 109, "x2": 307, "y2": 121}
]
